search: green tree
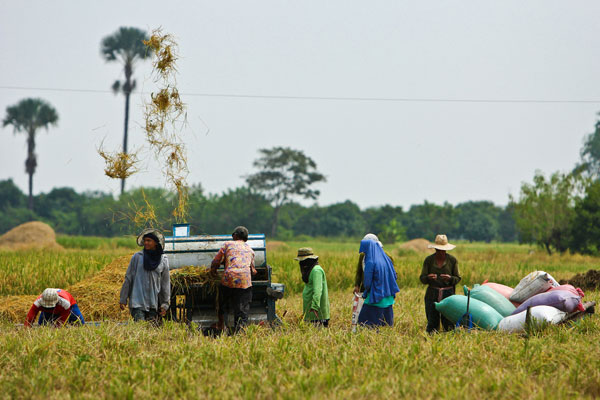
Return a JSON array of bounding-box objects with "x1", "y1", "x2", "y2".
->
[
  {"x1": 101, "y1": 27, "x2": 150, "y2": 195},
  {"x1": 3, "y1": 98, "x2": 59, "y2": 210},
  {"x1": 378, "y1": 219, "x2": 407, "y2": 244},
  {"x1": 575, "y1": 114, "x2": 600, "y2": 179},
  {"x1": 404, "y1": 201, "x2": 458, "y2": 240},
  {"x1": 455, "y1": 201, "x2": 500, "y2": 243},
  {"x1": 569, "y1": 181, "x2": 600, "y2": 254},
  {"x1": 510, "y1": 171, "x2": 582, "y2": 255},
  {"x1": 245, "y1": 147, "x2": 326, "y2": 237}
]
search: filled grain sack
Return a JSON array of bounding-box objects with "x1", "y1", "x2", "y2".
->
[
  {"x1": 464, "y1": 284, "x2": 516, "y2": 317},
  {"x1": 435, "y1": 295, "x2": 504, "y2": 330},
  {"x1": 511, "y1": 290, "x2": 584, "y2": 315},
  {"x1": 547, "y1": 284, "x2": 585, "y2": 298},
  {"x1": 482, "y1": 281, "x2": 520, "y2": 307},
  {"x1": 509, "y1": 271, "x2": 559, "y2": 303},
  {"x1": 498, "y1": 306, "x2": 566, "y2": 333}
]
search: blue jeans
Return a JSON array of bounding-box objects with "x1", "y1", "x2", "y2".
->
[{"x1": 38, "y1": 304, "x2": 85, "y2": 325}]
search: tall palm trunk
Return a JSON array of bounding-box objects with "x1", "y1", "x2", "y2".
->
[
  {"x1": 25, "y1": 130, "x2": 36, "y2": 210},
  {"x1": 120, "y1": 61, "x2": 133, "y2": 195}
]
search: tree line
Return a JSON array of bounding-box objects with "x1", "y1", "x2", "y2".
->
[{"x1": 0, "y1": 178, "x2": 518, "y2": 243}]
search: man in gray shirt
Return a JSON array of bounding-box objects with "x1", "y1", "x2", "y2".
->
[{"x1": 119, "y1": 228, "x2": 170, "y2": 323}]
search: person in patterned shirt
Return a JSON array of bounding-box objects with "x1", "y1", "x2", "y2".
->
[{"x1": 211, "y1": 226, "x2": 257, "y2": 332}]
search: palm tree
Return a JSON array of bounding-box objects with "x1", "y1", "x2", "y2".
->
[
  {"x1": 3, "y1": 98, "x2": 59, "y2": 210},
  {"x1": 101, "y1": 27, "x2": 150, "y2": 194}
]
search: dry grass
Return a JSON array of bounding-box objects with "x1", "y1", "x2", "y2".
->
[{"x1": 97, "y1": 145, "x2": 139, "y2": 180}]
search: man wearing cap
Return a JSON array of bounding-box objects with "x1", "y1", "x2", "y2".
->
[
  {"x1": 295, "y1": 248, "x2": 330, "y2": 327},
  {"x1": 419, "y1": 234, "x2": 461, "y2": 333},
  {"x1": 25, "y1": 288, "x2": 85, "y2": 327},
  {"x1": 211, "y1": 226, "x2": 257, "y2": 332},
  {"x1": 119, "y1": 228, "x2": 171, "y2": 323}
]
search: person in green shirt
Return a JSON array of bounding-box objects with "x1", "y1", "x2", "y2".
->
[
  {"x1": 295, "y1": 247, "x2": 330, "y2": 327},
  {"x1": 419, "y1": 234, "x2": 461, "y2": 333}
]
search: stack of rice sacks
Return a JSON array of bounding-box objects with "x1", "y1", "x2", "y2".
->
[{"x1": 434, "y1": 271, "x2": 585, "y2": 332}]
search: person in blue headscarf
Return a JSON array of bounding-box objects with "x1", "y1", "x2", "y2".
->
[{"x1": 357, "y1": 239, "x2": 400, "y2": 327}]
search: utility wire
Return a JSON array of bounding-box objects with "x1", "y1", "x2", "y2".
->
[{"x1": 1, "y1": 85, "x2": 600, "y2": 104}]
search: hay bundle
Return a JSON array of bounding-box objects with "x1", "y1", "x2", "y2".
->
[
  {"x1": 67, "y1": 255, "x2": 131, "y2": 321},
  {"x1": 0, "y1": 221, "x2": 63, "y2": 251},
  {"x1": 170, "y1": 266, "x2": 221, "y2": 293},
  {"x1": 0, "y1": 294, "x2": 37, "y2": 322},
  {"x1": 399, "y1": 238, "x2": 434, "y2": 253}
]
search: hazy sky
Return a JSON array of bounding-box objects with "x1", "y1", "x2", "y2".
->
[{"x1": 2, "y1": 1, "x2": 600, "y2": 209}]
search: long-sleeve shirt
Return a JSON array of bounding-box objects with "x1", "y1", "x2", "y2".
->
[
  {"x1": 302, "y1": 265, "x2": 330, "y2": 321},
  {"x1": 419, "y1": 253, "x2": 461, "y2": 301},
  {"x1": 119, "y1": 251, "x2": 171, "y2": 312},
  {"x1": 25, "y1": 289, "x2": 76, "y2": 327}
]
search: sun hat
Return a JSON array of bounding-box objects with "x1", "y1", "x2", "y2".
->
[
  {"x1": 428, "y1": 234, "x2": 456, "y2": 251},
  {"x1": 137, "y1": 228, "x2": 165, "y2": 249},
  {"x1": 294, "y1": 247, "x2": 319, "y2": 261},
  {"x1": 40, "y1": 288, "x2": 59, "y2": 308}
]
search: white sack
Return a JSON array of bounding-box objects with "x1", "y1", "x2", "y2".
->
[
  {"x1": 497, "y1": 305, "x2": 566, "y2": 333},
  {"x1": 509, "y1": 271, "x2": 559, "y2": 303}
]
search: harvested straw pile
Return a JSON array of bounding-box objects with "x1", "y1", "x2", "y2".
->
[
  {"x1": 0, "y1": 221, "x2": 63, "y2": 251},
  {"x1": 560, "y1": 269, "x2": 600, "y2": 291},
  {"x1": 170, "y1": 266, "x2": 221, "y2": 293},
  {"x1": 67, "y1": 255, "x2": 131, "y2": 321},
  {"x1": 0, "y1": 255, "x2": 131, "y2": 323},
  {"x1": 399, "y1": 238, "x2": 434, "y2": 253}
]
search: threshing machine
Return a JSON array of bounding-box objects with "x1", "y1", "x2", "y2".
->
[{"x1": 164, "y1": 228, "x2": 284, "y2": 329}]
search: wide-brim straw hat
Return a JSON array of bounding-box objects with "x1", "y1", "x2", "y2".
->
[
  {"x1": 137, "y1": 228, "x2": 166, "y2": 249},
  {"x1": 294, "y1": 247, "x2": 319, "y2": 261},
  {"x1": 428, "y1": 234, "x2": 456, "y2": 251},
  {"x1": 40, "y1": 288, "x2": 59, "y2": 308}
]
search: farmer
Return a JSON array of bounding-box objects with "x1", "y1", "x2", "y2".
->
[
  {"x1": 25, "y1": 288, "x2": 85, "y2": 327},
  {"x1": 211, "y1": 226, "x2": 257, "y2": 333},
  {"x1": 356, "y1": 238, "x2": 400, "y2": 327},
  {"x1": 354, "y1": 233, "x2": 394, "y2": 294},
  {"x1": 119, "y1": 228, "x2": 170, "y2": 324},
  {"x1": 295, "y1": 248, "x2": 330, "y2": 327},
  {"x1": 419, "y1": 234, "x2": 461, "y2": 333}
]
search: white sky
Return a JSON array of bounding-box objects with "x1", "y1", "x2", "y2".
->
[{"x1": 1, "y1": 1, "x2": 600, "y2": 209}]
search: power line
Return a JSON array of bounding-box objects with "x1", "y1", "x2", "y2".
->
[{"x1": 1, "y1": 84, "x2": 600, "y2": 104}]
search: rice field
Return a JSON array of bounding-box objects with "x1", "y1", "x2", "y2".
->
[{"x1": 0, "y1": 238, "x2": 599, "y2": 399}]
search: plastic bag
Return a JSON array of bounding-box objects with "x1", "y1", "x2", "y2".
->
[
  {"x1": 547, "y1": 284, "x2": 584, "y2": 298},
  {"x1": 465, "y1": 284, "x2": 516, "y2": 317},
  {"x1": 509, "y1": 271, "x2": 559, "y2": 303},
  {"x1": 512, "y1": 290, "x2": 583, "y2": 315},
  {"x1": 351, "y1": 292, "x2": 364, "y2": 333},
  {"x1": 498, "y1": 305, "x2": 566, "y2": 333},
  {"x1": 435, "y1": 295, "x2": 503, "y2": 330},
  {"x1": 482, "y1": 281, "x2": 520, "y2": 307}
]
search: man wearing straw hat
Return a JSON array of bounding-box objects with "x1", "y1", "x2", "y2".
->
[
  {"x1": 119, "y1": 228, "x2": 170, "y2": 324},
  {"x1": 25, "y1": 288, "x2": 85, "y2": 327},
  {"x1": 419, "y1": 234, "x2": 461, "y2": 333},
  {"x1": 295, "y1": 247, "x2": 330, "y2": 327}
]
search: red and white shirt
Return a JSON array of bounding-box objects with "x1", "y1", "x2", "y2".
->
[{"x1": 25, "y1": 289, "x2": 76, "y2": 327}]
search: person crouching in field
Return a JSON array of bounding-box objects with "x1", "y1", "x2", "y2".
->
[
  {"x1": 25, "y1": 288, "x2": 84, "y2": 327},
  {"x1": 356, "y1": 238, "x2": 400, "y2": 327},
  {"x1": 420, "y1": 234, "x2": 461, "y2": 333},
  {"x1": 295, "y1": 248, "x2": 330, "y2": 327},
  {"x1": 119, "y1": 228, "x2": 170, "y2": 324},
  {"x1": 211, "y1": 226, "x2": 257, "y2": 333}
]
